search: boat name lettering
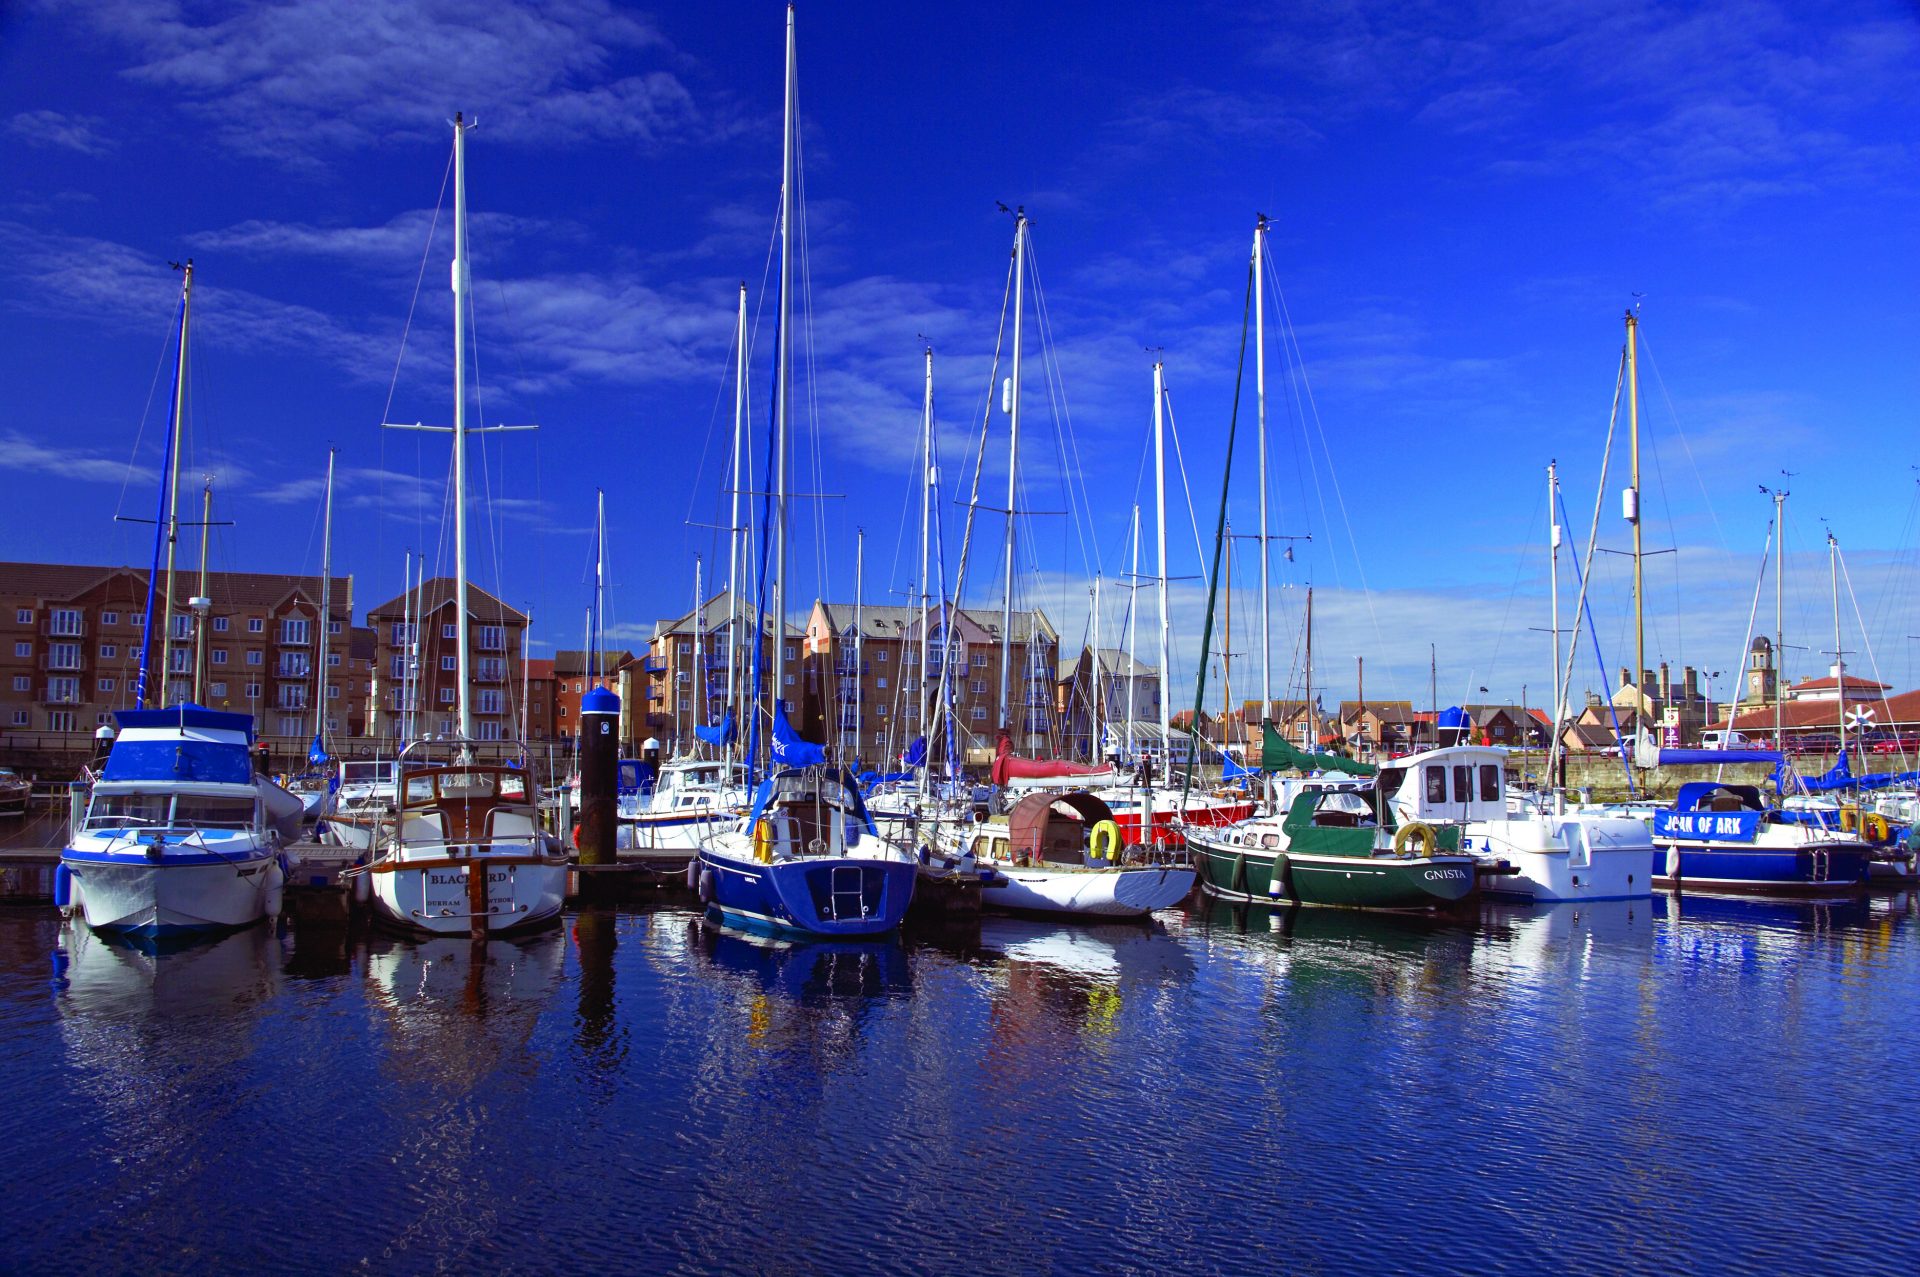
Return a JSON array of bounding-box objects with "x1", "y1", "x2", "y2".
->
[
  {"x1": 1654, "y1": 811, "x2": 1760, "y2": 843},
  {"x1": 1423, "y1": 869, "x2": 1468, "y2": 881}
]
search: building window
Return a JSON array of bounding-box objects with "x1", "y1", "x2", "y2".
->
[
  {"x1": 11, "y1": 676, "x2": 27, "y2": 691},
  {"x1": 677, "y1": 671, "x2": 689, "y2": 684},
  {"x1": 210, "y1": 682, "x2": 227, "y2": 698},
  {"x1": 15, "y1": 608, "x2": 31, "y2": 624},
  {"x1": 12, "y1": 642, "x2": 28, "y2": 658},
  {"x1": 390, "y1": 622, "x2": 415, "y2": 646},
  {"x1": 47, "y1": 676, "x2": 80, "y2": 704},
  {"x1": 211, "y1": 649, "x2": 227, "y2": 665},
  {"x1": 877, "y1": 705, "x2": 888, "y2": 718},
  {"x1": 785, "y1": 645, "x2": 796, "y2": 660},
  {"x1": 971, "y1": 707, "x2": 987, "y2": 721},
  {"x1": 875, "y1": 732, "x2": 886, "y2": 746},
  {"x1": 876, "y1": 650, "x2": 887, "y2": 663},
  {"x1": 167, "y1": 648, "x2": 191, "y2": 673},
  {"x1": 783, "y1": 674, "x2": 795, "y2": 686},
  {"x1": 48, "y1": 710, "x2": 75, "y2": 732},
  {"x1": 50, "y1": 608, "x2": 83, "y2": 637},
  {"x1": 327, "y1": 652, "x2": 341, "y2": 667},
  {"x1": 440, "y1": 688, "x2": 455, "y2": 704},
  {"x1": 329, "y1": 620, "x2": 342, "y2": 635},
  {"x1": 213, "y1": 616, "x2": 229, "y2": 632},
  {"x1": 327, "y1": 685, "x2": 340, "y2": 700},
  {"x1": 102, "y1": 611, "x2": 118, "y2": 626},
  {"x1": 10, "y1": 711, "x2": 27, "y2": 726},
  {"x1": 248, "y1": 617, "x2": 263, "y2": 633},
  {"x1": 476, "y1": 720, "x2": 503, "y2": 741},
  {"x1": 130, "y1": 613, "x2": 145, "y2": 629},
  {"x1": 443, "y1": 624, "x2": 456, "y2": 640},
  {"x1": 971, "y1": 680, "x2": 986, "y2": 694},
  {"x1": 972, "y1": 652, "x2": 988, "y2": 668},
  {"x1": 478, "y1": 625, "x2": 503, "y2": 650},
  {"x1": 877, "y1": 677, "x2": 889, "y2": 690},
  {"x1": 280, "y1": 618, "x2": 310, "y2": 645},
  {"x1": 476, "y1": 690, "x2": 502, "y2": 714},
  {"x1": 98, "y1": 678, "x2": 116, "y2": 694},
  {"x1": 441, "y1": 656, "x2": 456, "y2": 671},
  {"x1": 48, "y1": 643, "x2": 81, "y2": 670},
  {"x1": 99, "y1": 644, "x2": 116, "y2": 659},
  {"x1": 245, "y1": 683, "x2": 261, "y2": 700},
  {"x1": 247, "y1": 650, "x2": 262, "y2": 666},
  {"x1": 783, "y1": 700, "x2": 794, "y2": 713},
  {"x1": 679, "y1": 641, "x2": 692, "y2": 654}
]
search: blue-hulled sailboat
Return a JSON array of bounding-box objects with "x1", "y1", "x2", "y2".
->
[
  {"x1": 1650, "y1": 749, "x2": 1874, "y2": 894},
  {"x1": 693, "y1": 7, "x2": 916, "y2": 938}
]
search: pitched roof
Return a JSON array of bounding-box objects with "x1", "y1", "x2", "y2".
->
[
  {"x1": 809, "y1": 599, "x2": 1058, "y2": 646},
  {"x1": 0, "y1": 561, "x2": 352, "y2": 615},
  {"x1": 1788, "y1": 671, "x2": 1892, "y2": 693},
  {"x1": 553, "y1": 649, "x2": 634, "y2": 677},
  {"x1": 1339, "y1": 699, "x2": 1418, "y2": 722},
  {"x1": 1714, "y1": 689, "x2": 1920, "y2": 732},
  {"x1": 364, "y1": 575, "x2": 525, "y2": 625},
  {"x1": 654, "y1": 589, "x2": 804, "y2": 639}
]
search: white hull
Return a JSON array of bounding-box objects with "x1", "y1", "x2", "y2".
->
[
  {"x1": 64, "y1": 851, "x2": 279, "y2": 934},
  {"x1": 1469, "y1": 815, "x2": 1655, "y2": 902},
  {"x1": 980, "y1": 861, "x2": 1195, "y2": 918},
  {"x1": 368, "y1": 859, "x2": 567, "y2": 936},
  {"x1": 320, "y1": 811, "x2": 383, "y2": 851}
]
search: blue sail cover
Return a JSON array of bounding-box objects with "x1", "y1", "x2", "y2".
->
[
  {"x1": 770, "y1": 707, "x2": 826, "y2": 768},
  {"x1": 695, "y1": 711, "x2": 736, "y2": 747},
  {"x1": 1222, "y1": 751, "x2": 1261, "y2": 780},
  {"x1": 1800, "y1": 749, "x2": 1856, "y2": 793},
  {"x1": 1658, "y1": 748, "x2": 1786, "y2": 768},
  {"x1": 901, "y1": 736, "x2": 928, "y2": 768},
  {"x1": 307, "y1": 734, "x2": 331, "y2": 768}
]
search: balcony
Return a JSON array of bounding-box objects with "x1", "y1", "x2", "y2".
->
[
  {"x1": 643, "y1": 656, "x2": 667, "y2": 674},
  {"x1": 474, "y1": 667, "x2": 507, "y2": 684},
  {"x1": 39, "y1": 653, "x2": 84, "y2": 672},
  {"x1": 277, "y1": 633, "x2": 313, "y2": 648},
  {"x1": 41, "y1": 683, "x2": 82, "y2": 705},
  {"x1": 834, "y1": 660, "x2": 870, "y2": 677},
  {"x1": 40, "y1": 619, "x2": 86, "y2": 639}
]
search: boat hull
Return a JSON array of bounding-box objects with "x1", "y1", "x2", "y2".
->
[
  {"x1": 60, "y1": 847, "x2": 279, "y2": 936},
  {"x1": 979, "y1": 862, "x2": 1195, "y2": 918},
  {"x1": 1470, "y1": 817, "x2": 1655, "y2": 902},
  {"x1": 698, "y1": 847, "x2": 917, "y2": 937},
  {"x1": 1280, "y1": 852, "x2": 1478, "y2": 910},
  {"x1": 1651, "y1": 840, "x2": 1873, "y2": 895},
  {"x1": 368, "y1": 858, "x2": 568, "y2": 936},
  {"x1": 1110, "y1": 799, "x2": 1255, "y2": 849},
  {"x1": 1191, "y1": 835, "x2": 1281, "y2": 903}
]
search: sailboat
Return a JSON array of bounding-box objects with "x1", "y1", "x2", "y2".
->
[
  {"x1": 58, "y1": 262, "x2": 299, "y2": 935},
  {"x1": 356, "y1": 113, "x2": 568, "y2": 937},
  {"x1": 691, "y1": 8, "x2": 917, "y2": 939}
]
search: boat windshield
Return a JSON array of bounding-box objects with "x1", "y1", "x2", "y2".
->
[{"x1": 87, "y1": 792, "x2": 255, "y2": 830}]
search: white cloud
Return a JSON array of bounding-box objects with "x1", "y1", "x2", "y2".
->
[{"x1": 7, "y1": 110, "x2": 114, "y2": 155}]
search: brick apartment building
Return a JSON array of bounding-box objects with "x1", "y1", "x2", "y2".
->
[
  {"x1": 364, "y1": 577, "x2": 528, "y2": 742},
  {"x1": 0, "y1": 561, "x2": 354, "y2": 741}
]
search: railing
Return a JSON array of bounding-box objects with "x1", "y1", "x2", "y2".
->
[
  {"x1": 642, "y1": 656, "x2": 667, "y2": 674},
  {"x1": 41, "y1": 685, "x2": 83, "y2": 705},
  {"x1": 40, "y1": 619, "x2": 86, "y2": 639},
  {"x1": 474, "y1": 667, "x2": 507, "y2": 683},
  {"x1": 38, "y1": 653, "x2": 84, "y2": 672},
  {"x1": 277, "y1": 634, "x2": 313, "y2": 647}
]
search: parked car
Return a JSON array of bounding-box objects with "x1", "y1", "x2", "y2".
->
[
  {"x1": 1870, "y1": 733, "x2": 1920, "y2": 756},
  {"x1": 1790, "y1": 732, "x2": 1841, "y2": 755},
  {"x1": 1699, "y1": 729, "x2": 1756, "y2": 749}
]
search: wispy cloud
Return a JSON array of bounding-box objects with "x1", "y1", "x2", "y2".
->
[
  {"x1": 0, "y1": 429, "x2": 153, "y2": 485},
  {"x1": 53, "y1": 0, "x2": 745, "y2": 166},
  {"x1": 7, "y1": 109, "x2": 115, "y2": 155}
]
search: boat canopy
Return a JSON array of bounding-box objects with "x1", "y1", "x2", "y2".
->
[
  {"x1": 1260, "y1": 722, "x2": 1376, "y2": 777},
  {"x1": 1673, "y1": 781, "x2": 1766, "y2": 812},
  {"x1": 1657, "y1": 748, "x2": 1784, "y2": 768},
  {"x1": 745, "y1": 767, "x2": 877, "y2": 836},
  {"x1": 113, "y1": 704, "x2": 254, "y2": 740},
  {"x1": 1005, "y1": 791, "x2": 1114, "y2": 865}
]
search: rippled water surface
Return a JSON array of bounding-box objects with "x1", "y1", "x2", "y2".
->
[{"x1": 4, "y1": 892, "x2": 1919, "y2": 1275}]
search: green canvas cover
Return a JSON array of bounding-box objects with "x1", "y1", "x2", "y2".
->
[{"x1": 1261, "y1": 721, "x2": 1377, "y2": 777}]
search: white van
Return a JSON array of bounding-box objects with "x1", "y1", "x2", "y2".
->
[{"x1": 1700, "y1": 730, "x2": 1754, "y2": 749}]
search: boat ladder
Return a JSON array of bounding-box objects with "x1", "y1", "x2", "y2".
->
[{"x1": 828, "y1": 863, "x2": 869, "y2": 920}]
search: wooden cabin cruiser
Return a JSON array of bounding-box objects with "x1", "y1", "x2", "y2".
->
[
  {"x1": 360, "y1": 749, "x2": 568, "y2": 937},
  {"x1": 57, "y1": 706, "x2": 298, "y2": 936}
]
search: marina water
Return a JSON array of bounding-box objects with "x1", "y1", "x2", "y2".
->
[{"x1": 4, "y1": 895, "x2": 1918, "y2": 1275}]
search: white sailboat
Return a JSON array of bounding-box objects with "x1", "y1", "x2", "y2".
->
[{"x1": 358, "y1": 113, "x2": 567, "y2": 937}]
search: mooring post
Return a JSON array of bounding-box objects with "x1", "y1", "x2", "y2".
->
[{"x1": 578, "y1": 686, "x2": 621, "y2": 898}]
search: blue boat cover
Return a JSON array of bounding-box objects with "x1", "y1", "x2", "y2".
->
[
  {"x1": 901, "y1": 736, "x2": 928, "y2": 768},
  {"x1": 103, "y1": 740, "x2": 253, "y2": 785},
  {"x1": 1658, "y1": 748, "x2": 1784, "y2": 767},
  {"x1": 770, "y1": 707, "x2": 826, "y2": 768},
  {"x1": 306, "y1": 733, "x2": 331, "y2": 768},
  {"x1": 695, "y1": 711, "x2": 736, "y2": 747},
  {"x1": 1222, "y1": 752, "x2": 1261, "y2": 780},
  {"x1": 1436, "y1": 705, "x2": 1474, "y2": 731},
  {"x1": 113, "y1": 704, "x2": 254, "y2": 739}
]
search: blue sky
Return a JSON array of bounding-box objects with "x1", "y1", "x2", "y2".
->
[{"x1": 3, "y1": 0, "x2": 1917, "y2": 714}]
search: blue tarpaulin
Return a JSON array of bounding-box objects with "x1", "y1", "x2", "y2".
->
[
  {"x1": 901, "y1": 736, "x2": 928, "y2": 768},
  {"x1": 771, "y1": 707, "x2": 826, "y2": 768},
  {"x1": 695, "y1": 711, "x2": 736, "y2": 747}
]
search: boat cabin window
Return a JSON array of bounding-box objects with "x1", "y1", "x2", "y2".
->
[
  {"x1": 438, "y1": 772, "x2": 495, "y2": 798},
  {"x1": 1310, "y1": 790, "x2": 1376, "y2": 828},
  {"x1": 88, "y1": 792, "x2": 174, "y2": 826},
  {"x1": 1262, "y1": 834, "x2": 1281, "y2": 850},
  {"x1": 1452, "y1": 765, "x2": 1471, "y2": 804},
  {"x1": 1424, "y1": 766, "x2": 1447, "y2": 804},
  {"x1": 1478, "y1": 765, "x2": 1501, "y2": 803},
  {"x1": 496, "y1": 773, "x2": 528, "y2": 802},
  {"x1": 404, "y1": 776, "x2": 437, "y2": 806},
  {"x1": 172, "y1": 795, "x2": 256, "y2": 829}
]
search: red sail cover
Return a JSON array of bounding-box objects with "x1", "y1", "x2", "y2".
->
[{"x1": 991, "y1": 731, "x2": 1110, "y2": 786}]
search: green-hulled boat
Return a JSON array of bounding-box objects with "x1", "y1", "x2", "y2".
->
[{"x1": 1187, "y1": 729, "x2": 1484, "y2": 910}]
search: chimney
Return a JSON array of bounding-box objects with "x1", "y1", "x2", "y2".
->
[
  {"x1": 1659, "y1": 662, "x2": 1670, "y2": 697},
  {"x1": 1683, "y1": 665, "x2": 1697, "y2": 697},
  {"x1": 1620, "y1": 667, "x2": 1631, "y2": 688}
]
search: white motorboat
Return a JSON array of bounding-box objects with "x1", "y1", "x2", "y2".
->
[
  {"x1": 361, "y1": 753, "x2": 567, "y2": 937},
  {"x1": 943, "y1": 790, "x2": 1194, "y2": 919},
  {"x1": 58, "y1": 705, "x2": 297, "y2": 936}
]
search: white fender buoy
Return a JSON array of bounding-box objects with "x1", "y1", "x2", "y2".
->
[
  {"x1": 353, "y1": 865, "x2": 371, "y2": 906},
  {"x1": 263, "y1": 856, "x2": 286, "y2": 918}
]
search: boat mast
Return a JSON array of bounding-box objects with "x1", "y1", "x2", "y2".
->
[
  {"x1": 1304, "y1": 585, "x2": 1314, "y2": 751},
  {"x1": 1770, "y1": 484, "x2": 1788, "y2": 748},
  {"x1": 1222, "y1": 525, "x2": 1232, "y2": 751},
  {"x1": 694, "y1": 553, "x2": 704, "y2": 747},
  {"x1": 159, "y1": 260, "x2": 193, "y2": 705},
  {"x1": 314, "y1": 448, "x2": 334, "y2": 746},
  {"x1": 772, "y1": 6, "x2": 795, "y2": 727},
  {"x1": 728, "y1": 281, "x2": 748, "y2": 768},
  {"x1": 998, "y1": 211, "x2": 1027, "y2": 739},
  {"x1": 1154, "y1": 359, "x2": 1171, "y2": 785},
  {"x1": 595, "y1": 488, "x2": 606, "y2": 683},
  {"x1": 854, "y1": 528, "x2": 864, "y2": 760},
  {"x1": 1625, "y1": 308, "x2": 1644, "y2": 739},
  {"x1": 1090, "y1": 574, "x2": 1102, "y2": 764},
  {"x1": 1126, "y1": 503, "x2": 1139, "y2": 769},
  {"x1": 451, "y1": 113, "x2": 473, "y2": 740},
  {"x1": 1548, "y1": 459, "x2": 1562, "y2": 745},
  {"x1": 1830, "y1": 529, "x2": 1845, "y2": 756},
  {"x1": 918, "y1": 343, "x2": 934, "y2": 785},
  {"x1": 1254, "y1": 216, "x2": 1271, "y2": 720},
  {"x1": 192, "y1": 479, "x2": 211, "y2": 704}
]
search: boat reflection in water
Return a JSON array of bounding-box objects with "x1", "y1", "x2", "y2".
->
[
  {"x1": 975, "y1": 915, "x2": 1196, "y2": 1039},
  {"x1": 690, "y1": 916, "x2": 912, "y2": 1009},
  {"x1": 1472, "y1": 898, "x2": 1654, "y2": 983}
]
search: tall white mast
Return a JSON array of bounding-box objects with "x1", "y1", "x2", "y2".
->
[
  {"x1": 998, "y1": 211, "x2": 1027, "y2": 739},
  {"x1": 693, "y1": 553, "x2": 704, "y2": 746},
  {"x1": 1126, "y1": 503, "x2": 1140, "y2": 769},
  {"x1": 1830, "y1": 529, "x2": 1845, "y2": 756},
  {"x1": 728, "y1": 281, "x2": 748, "y2": 761},
  {"x1": 918, "y1": 344, "x2": 934, "y2": 779},
  {"x1": 159, "y1": 261, "x2": 193, "y2": 703},
  {"x1": 772, "y1": 6, "x2": 796, "y2": 728},
  {"x1": 854, "y1": 529, "x2": 864, "y2": 759},
  {"x1": 1090, "y1": 575, "x2": 1102, "y2": 763},
  {"x1": 191, "y1": 479, "x2": 211, "y2": 704},
  {"x1": 1254, "y1": 216, "x2": 1271, "y2": 715},
  {"x1": 451, "y1": 113, "x2": 473, "y2": 739},
  {"x1": 1625, "y1": 309, "x2": 1643, "y2": 740},
  {"x1": 1154, "y1": 360, "x2": 1171, "y2": 785},
  {"x1": 1548, "y1": 460, "x2": 1562, "y2": 738},
  {"x1": 595, "y1": 489, "x2": 606, "y2": 682},
  {"x1": 315, "y1": 448, "x2": 335, "y2": 746},
  {"x1": 398, "y1": 551, "x2": 412, "y2": 741}
]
